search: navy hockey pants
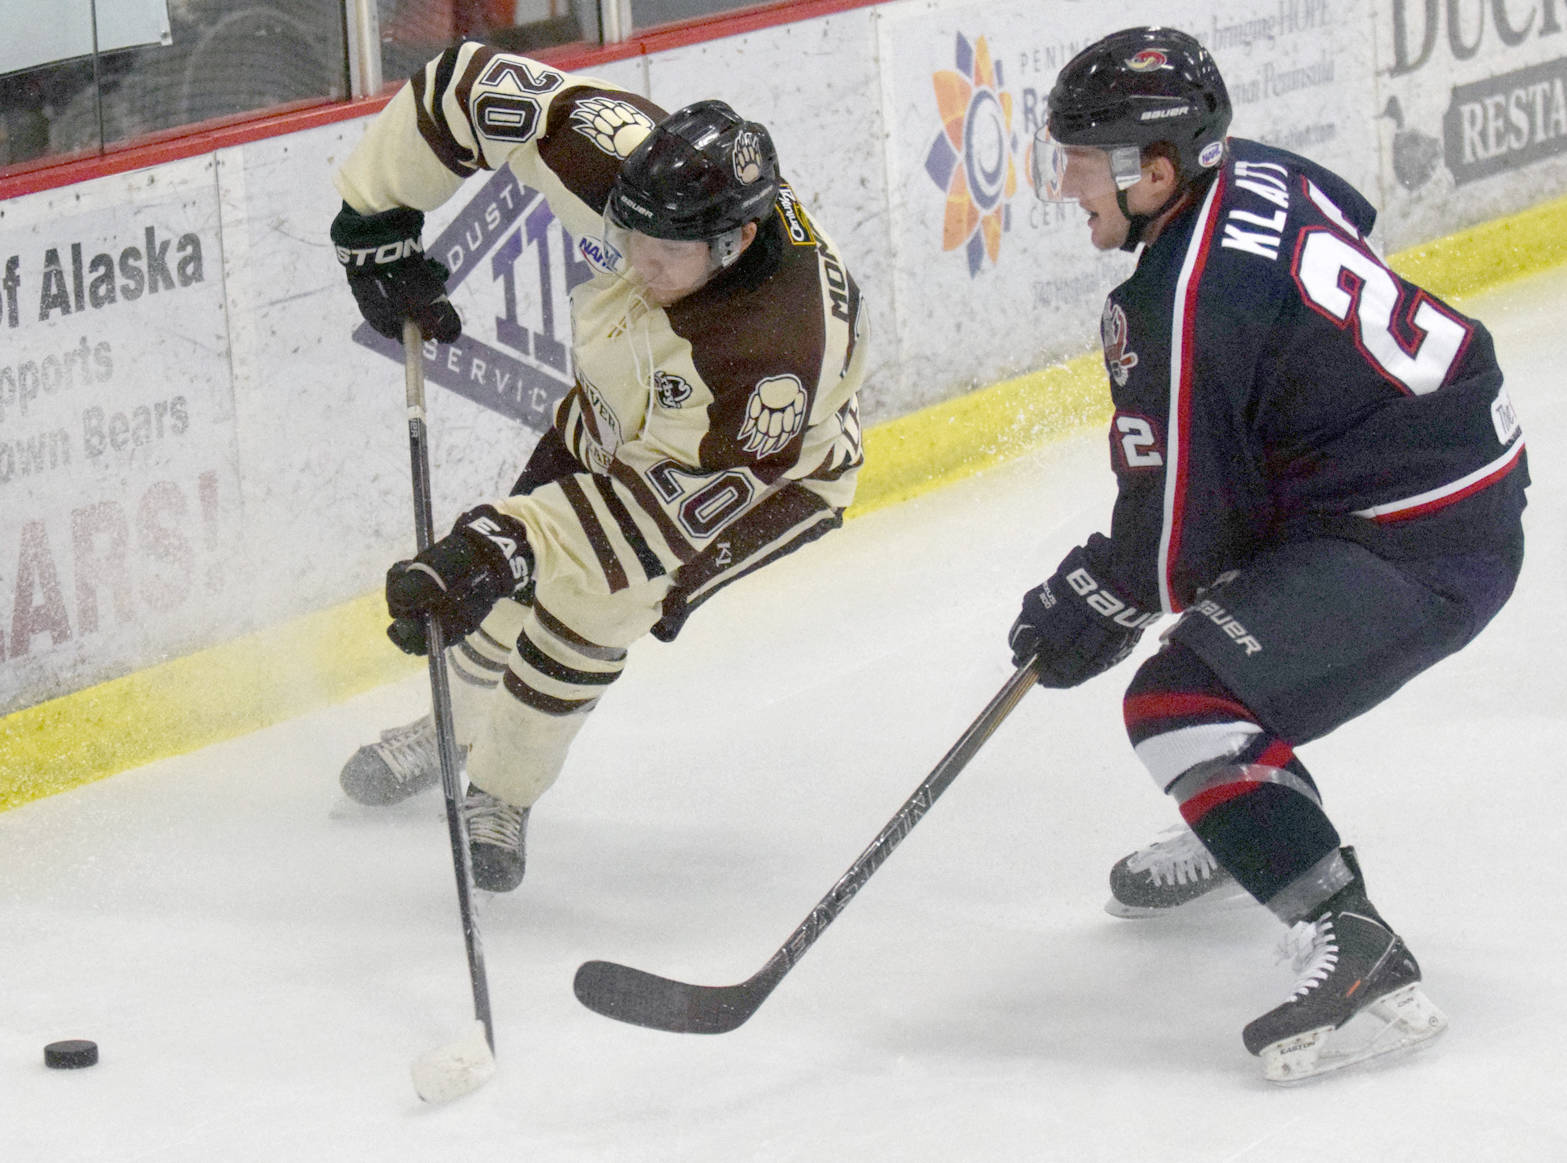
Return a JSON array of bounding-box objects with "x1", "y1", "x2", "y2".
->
[{"x1": 1164, "y1": 531, "x2": 1523, "y2": 744}]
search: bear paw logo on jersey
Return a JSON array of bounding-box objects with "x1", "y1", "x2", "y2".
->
[
  {"x1": 1126, "y1": 49, "x2": 1169, "y2": 71},
  {"x1": 1101, "y1": 301, "x2": 1139, "y2": 387},
  {"x1": 739, "y1": 375, "x2": 807, "y2": 458},
  {"x1": 571, "y1": 97, "x2": 656, "y2": 159},
  {"x1": 654, "y1": 370, "x2": 693, "y2": 409}
]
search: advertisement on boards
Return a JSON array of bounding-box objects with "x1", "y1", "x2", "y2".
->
[
  {"x1": 1375, "y1": 0, "x2": 1567, "y2": 248},
  {"x1": 875, "y1": 0, "x2": 1376, "y2": 412},
  {"x1": 0, "y1": 158, "x2": 240, "y2": 713}
]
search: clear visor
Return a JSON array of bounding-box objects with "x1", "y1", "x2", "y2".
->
[
  {"x1": 1031, "y1": 128, "x2": 1144, "y2": 203},
  {"x1": 602, "y1": 204, "x2": 746, "y2": 304},
  {"x1": 602, "y1": 203, "x2": 745, "y2": 281}
]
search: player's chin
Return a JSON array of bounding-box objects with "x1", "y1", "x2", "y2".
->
[
  {"x1": 647, "y1": 281, "x2": 693, "y2": 306},
  {"x1": 1087, "y1": 217, "x2": 1121, "y2": 250}
]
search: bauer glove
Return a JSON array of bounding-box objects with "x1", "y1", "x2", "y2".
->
[
  {"x1": 330, "y1": 202, "x2": 461, "y2": 343},
  {"x1": 385, "y1": 506, "x2": 535, "y2": 655},
  {"x1": 1009, "y1": 539, "x2": 1151, "y2": 688}
]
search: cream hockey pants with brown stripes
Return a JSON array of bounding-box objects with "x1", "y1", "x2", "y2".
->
[{"x1": 447, "y1": 571, "x2": 672, "y2": 809}]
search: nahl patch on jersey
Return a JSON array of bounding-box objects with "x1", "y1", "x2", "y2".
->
[{"x1": 739, "y1": 375, "x2": 807, "y2": 458}]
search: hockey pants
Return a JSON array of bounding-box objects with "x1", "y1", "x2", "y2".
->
[{"x1": 447, "y1": 570, "x2": 672, "y2": 808}]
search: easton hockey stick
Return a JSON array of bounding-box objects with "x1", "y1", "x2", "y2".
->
[
  {"x1": 400, "y1": 319, "x2": 498, "y2": 1102},
  {"x1": 573, "y1": 655, "x2": 1042, "y2": 1033}
]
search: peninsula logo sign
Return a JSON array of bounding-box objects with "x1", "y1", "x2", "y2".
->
[
  {"x1": 352, "y1": 165, "x2": 593, "y2": 433},
  {"x1": 924, "y1": 33, "x2": 1020, "y2": 277}
]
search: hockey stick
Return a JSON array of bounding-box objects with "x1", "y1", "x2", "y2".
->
[
  {"x1": 399, "y1": 319, "x2": 497, "y2": 1102},
  {"x1": 573, "y1": 655, "x2": 1041, "y2": 1034}
]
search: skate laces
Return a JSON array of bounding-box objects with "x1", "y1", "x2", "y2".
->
[
  {"x1": 369, "y1": 716, "x2": 439, "y2": 784},
  {"x1": 464, "y1": 792, "x2": 527, "y2": 849},
  {"x1": 1125, "y1": 828, "x2": 1220, "y2": 886},
  {"x1": 1276, "y1": 918, "x2": 1340, "y2": 1000}
]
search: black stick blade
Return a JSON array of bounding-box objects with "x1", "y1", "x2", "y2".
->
[{"x1": 573, "y1": 959, "x2": 776, "y2": 1034}]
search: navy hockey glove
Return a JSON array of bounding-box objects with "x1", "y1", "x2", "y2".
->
[
  {"x1": 385, "y1": 506, "x2": 535, "y2": 655},
  {"x1": 1009, "y1": 543, "x2": 1147, "y2": 688},
  {"x1": 330, "y1": 202, "x2": 461, "y2": 343}
]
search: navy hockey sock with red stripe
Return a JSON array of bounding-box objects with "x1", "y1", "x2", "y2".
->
[
  {"x1": 1173, "y1": 754, "x2": 1341, "y2": 903},
  {"x1": 1125, "y1": 643, "x2": 1341, "y2": 905}
]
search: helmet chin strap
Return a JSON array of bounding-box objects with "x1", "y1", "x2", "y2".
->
[{"x1": 1115, "y1": 186, "x2": 1188, "y2": 252}]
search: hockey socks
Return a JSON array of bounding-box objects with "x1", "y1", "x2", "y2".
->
[
  {"x1": 1123, "y1": 647, "x2": 1341, "y2": 908},
  {"x1": 1170, "y1": 750, "x2": 1342, "y2": 908}
]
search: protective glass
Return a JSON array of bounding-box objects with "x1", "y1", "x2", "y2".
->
[{"x1": 1031, "y1": 127, "x2": 1144, "y2": 203}]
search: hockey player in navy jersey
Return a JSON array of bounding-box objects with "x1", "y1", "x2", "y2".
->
[{"x1": 1009, "y1": 27, "x2": 1528, "y2": 1080}]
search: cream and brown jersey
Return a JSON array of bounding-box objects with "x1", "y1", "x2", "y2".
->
[{"x1": 336, "y1": 42, "x2": 867, "y2": 606}]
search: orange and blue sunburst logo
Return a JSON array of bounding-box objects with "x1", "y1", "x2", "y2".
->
[{"x1": 925, "y1": 33, "x2": 1019, "y2": 277}]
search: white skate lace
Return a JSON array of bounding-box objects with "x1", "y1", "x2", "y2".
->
[
  {"x1": 1125, "y1": 827, "x2": 1221, "y2": 886},
  {"x1": 464, "y1": 793, "x2": 526, "y2": 849},
  {"x1": 1276, "y1": 918, "x2": 1340, "y2": 1000},
  {"x1": 368, "y1": 717, "x2": 438, "y2": 785}
]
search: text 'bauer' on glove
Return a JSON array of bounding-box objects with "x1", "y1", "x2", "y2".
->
[
  {"x1": 330, "y1": 202, "x2": 462, "y2": 344},
  {"x1": 1008, "y1": 540, "x2": 1157, "y2": 688},
  {"x1": 385, "y1": 506, "x2": 536, "y2": 655}
]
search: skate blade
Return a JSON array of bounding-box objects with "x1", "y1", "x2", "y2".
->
[
  {"x1": 1104, "y1": 884, "x2": 1253, "y2": 919},
  {"x1": 1259, "y1": 984, "x2": 1448, "y2": 1084}
]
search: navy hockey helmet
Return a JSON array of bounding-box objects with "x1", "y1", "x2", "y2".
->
[
  {"x1": 606, "y1": 100, "x2": 780, "y2": 271},
  {"x1": 1036, "y1": 26, "x2": 1231, "y2": 199}
]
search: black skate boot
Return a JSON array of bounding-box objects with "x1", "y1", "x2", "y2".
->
[
  {"x1": 339, "y1": 714, "x2": 442, "y2": 805},
  {"x1": 1243, "y1": 848, "x2": 1446, "y2": 1082},
  {"x1": 463, "y1": 786, "x2": 530, "y2": 892},
  {"x1": 1106, "y1": 826, "x2": 1249, "y2": 917}
]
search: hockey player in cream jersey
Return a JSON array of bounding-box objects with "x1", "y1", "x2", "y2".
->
[{"x1": 330, "y1": 43, "x2": 867, "y2": 891}]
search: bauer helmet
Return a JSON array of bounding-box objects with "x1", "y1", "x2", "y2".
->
[
  {"x1": 606, "y1": 99, "x2": 780, "y2": 272},
  {"x1": 1033, "y1": 26, "x2": 1231, "y2": 203}
]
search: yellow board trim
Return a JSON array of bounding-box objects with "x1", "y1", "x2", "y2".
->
[{"x1": 6, "y1": 190, "x2": 1566, "y2": 809}]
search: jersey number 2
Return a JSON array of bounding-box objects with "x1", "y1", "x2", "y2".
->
[{"x1": 1293, "y1": 229, "x2": 1470, "y2": 396}]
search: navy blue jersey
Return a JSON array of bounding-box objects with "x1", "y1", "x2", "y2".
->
[{"x1": 1090, "y1": 138, "x2": 1528, "y2": 614}]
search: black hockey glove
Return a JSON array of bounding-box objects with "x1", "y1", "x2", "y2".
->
[
  {"x1": 385, "y1": 506, "x2": 535, "y2": 655},
  {"x1": 330, "y1": 202, "x2": 461, "y2": 343},
  {"x1": 1009, "y1": 542, "x2": 1146, "y2": 688}
]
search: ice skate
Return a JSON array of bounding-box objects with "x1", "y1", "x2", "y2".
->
[
  {"x1": 338, "y1": 713, "x2": 443, "y2": 805},
  {"x1": 1106, "y1": 825, "x2": 1251, "y2": 918},
  {"x1": 1243, "y1": 850, "x2": 1446, "y2": 1083},
  {"x1": 464, "y1": 786, "x2": 530, "y2": 892}
]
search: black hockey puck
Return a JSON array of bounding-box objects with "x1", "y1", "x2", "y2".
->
[{"x1": 43, "y1": 1040, "x2": 98, "y2": 1069}]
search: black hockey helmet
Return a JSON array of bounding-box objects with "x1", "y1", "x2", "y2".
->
[
  {"x1": 606, "y1": 99, "x2": 779, "y2": 269},
  {"x1": 1043, "y1": 26, "x2": 1231, "y2": 185}
]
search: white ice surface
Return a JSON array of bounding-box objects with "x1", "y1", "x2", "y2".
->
[{"x1": 4, "y1": 267, "x2": 1566, "y2": 1162}]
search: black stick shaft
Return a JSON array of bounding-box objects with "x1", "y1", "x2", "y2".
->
[
  {"x1": 573, "y1": 657, "x2": 1039, "y2": 1033},
  {"x1": 404, "y1": 319, "x2": 494, "y2": 1051},
  {"x1": 773, "y1": 656, "x2": 1040, "y2": 972}
]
